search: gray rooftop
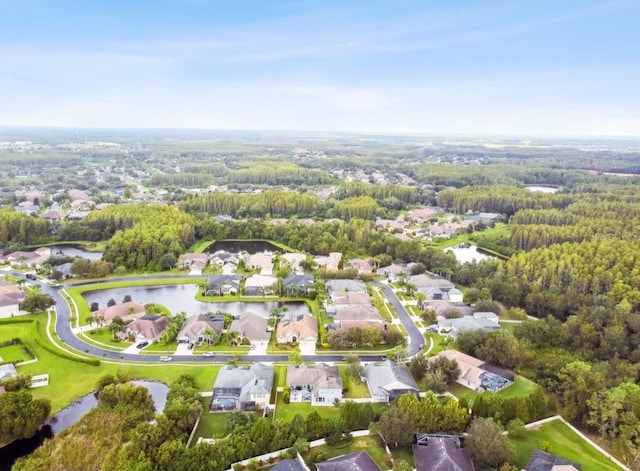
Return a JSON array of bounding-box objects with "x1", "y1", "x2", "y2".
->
[
  {"x1": 364, "y1": 361, "x2": 419, "y2": 399},
  {"x1": 413, "y1": 435, "x2": 475, "y2": 471},
  {"x1": 315, "y1": 451, "x2": 382, "y2": 471},
  {"x1": 213, "y1": 363, "x2": 275, "y2": 404}
]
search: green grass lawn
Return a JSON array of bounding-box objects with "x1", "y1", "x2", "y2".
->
[
  {"x1": 435, "y1": 223, "x2": 511, "y2": 249},
  {"x1": 82, "y1": 328, "x2": 128, "y2": 350},
  {"x1": 1, "y1": 315, "x2": 222, "y2": 413},
  {"x1": 191, "y1": 396, "x2": 236, "y2": 441},
  {"x1": 510, "y1": 419, "x2": 625, "y2": 471},
  {"x1": 0, "y1": 343, "x2": 33, "y2": 364},
  {"x1": 303, "y1": 435, "x2": 392, "y2": 469},
  {"x1": 340, "y1": 367, "x2": 371, "y2": 399},
  {"x1": 449, "y1": 376, "x2": 541, "y2": 403},
  {"x1": 274, "y1": 391, "x2": 342, "y2": 422},
  {"x1": 389, "y1": 445, "x2": 414, "y2": 468},
  {"x1": 425, "y1": 333, "x2": 449, "y2": 357}
]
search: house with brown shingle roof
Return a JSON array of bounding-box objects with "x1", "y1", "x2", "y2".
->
[
  {"x1": 95, "y1": 301, "x2": 146, "y2": 325},
  {"x1": 276, "y1": 313, "x2": 318, "y2": 347},
  {"x1": 229, "y1": 312, "x2": 270, "y2": 343},
  {"x1": 125, "y1": 315, "x2": 171, "y2": 342},
  {"x1": 177, "y1": 314, "x2": 224, "y2": 344}
]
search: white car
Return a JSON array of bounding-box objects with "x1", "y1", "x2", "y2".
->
[
  {"x1": 202, "y1": 352, "x2": 215, "y2": 357},
  {"x1": 159, "y1": 356, "x2": 172, "y2": 362}
]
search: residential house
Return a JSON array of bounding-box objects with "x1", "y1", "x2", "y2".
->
[
  {"x1": 244, "y1": 274, "x2": 278, "y2": 296},
  {"x1": 246, "y1": 252, "x2": 274, "y2": 274},
  {"x1": 0, "y1": 363, "x2": 18, "y2": 382},
  {"x1": 42, "y1": 210, "x2": 66, "y2": 221},
  {"x1": 427, "y1": 300, "x2": 474, "y2": 319},
  {"x1": 210, "y1": 251, "x2": 240, "y2": 268},
  {"x1": 432, "y1": 350, "x2": 513, "y2": 393},
  {"x1": 277, "y1": 313, "x2": 318, "y2": 349},
  {"x1": 524, "y1": 449, "x2": 581, "y2": 471},
  {"x1": 124, "y1": 315, "x2": 171, "y2": 342},
  {"x1": 314, "y1": 252, "x2": 342, "y2": 270},
  {"x1": 315, "y1": 451, "x2": 382, "y2": 471},
  {"x1": 376, "y1": 263, "x2": 408, "y2": 283},
  {"x1": 286, "y1": 363, "x2": 343, "y2": 405},
  {"x1": 325, "y1": 279, "x2": 367, "y2": 294},
  {"x1": 281, "y1": 253, "x2": 307, "y2": 272},
  {"x1": 178, "y1": 253, "x2": 209, "y2": 272},
  {"x1": 283, "y1": 274, "x2": 315, "y2": 296},
  {"x1": 205, "y1": 275, "x2": 241, "y2": 296},
  {"x1": 229, "y1": 312, "x2": 270, "y2": 344},
  {"x1": 410, "y1": 274, "x2": 455, "y2": 291},
  {"x1": 413, "y1": 434, "x2": 475, "y2": 471},
  {"x1": 211, "y1": 363, "x2": 274, "y2": 412},
  {"x1": 5, "y1": 247, "x2": 51, "y2": 268},
  {"x1": 408, "y1": 207, "x2": 440, "y2": 223},
  {"x1": 437, "y1": 316, "x2": 502, "y2": 337},
  {"x1": 334, "y1": 306, "x2": 385, "y2": 327},
  {"x1": 364, "y1": 361, "x2": 419, "y2": 403},
  {"x1": 473, "y1": 311, "x2": 499, "y2": 322},
  {"x1": 347, "y1": 258, "x2": 374, "y2": 274},
  {"x1": 0, "y1": 283, "x2": 26, "y2": 318},
  {"x1": 177, "y1": 314, "x2": 224, "y2": 344},
  {"x1": 424, "y1": 287, "x2": 464, "y2": 303},
  {"x1": 330, "y1": 291, "x2": 371, "y2": 306},
  {"x1": 95, "y1": 301, "x2": 146, "y2": 325},
  {"x1": 375, "y1": 218, "x2": 407, "y2": 232}
]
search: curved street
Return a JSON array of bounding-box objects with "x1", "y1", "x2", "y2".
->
[{"x1": 11, "y1": 272, "x2": 424, "y2": 364}]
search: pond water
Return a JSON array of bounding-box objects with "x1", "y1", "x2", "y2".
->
[
  {"x1": 81, "y1": 284, "x2": 309, "y2": 318},
  {"x1": 447, "y1": 245, "x2": 494, "y2": 264},
  {"x1": 204, "y1": 240, "x2": 280, "y2": 254},
  {"x1": 0, "y1": 380, "x2": 168, "y2": 471},
  {"x1": 38, "y1": 244, "x2": 103, "y2": 260},
  {"x1": 524, "y1": 185, "x2": 558, "y2": 193}
]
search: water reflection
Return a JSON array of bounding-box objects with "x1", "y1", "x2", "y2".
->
[{"x1": 82, "y1": 284, "x2": 309, "y2": 318}]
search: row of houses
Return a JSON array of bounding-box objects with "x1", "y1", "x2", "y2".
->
[
  {"x1": 324, "y1": 279, "x2": 386, "y2": 331},
  {"x1": 210, "y1": 360, "x2": 418, "y2": 412},
  {"x1": 205, "y1": 274, "x2": 316, "y2": 297}
]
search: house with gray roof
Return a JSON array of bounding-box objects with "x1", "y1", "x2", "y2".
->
[
  {"x1": 524, "y1": 449, "x2": 581, "y2": 471},
  {"x1": 315, "y1": 451, "x2": 382, "y2": 471},
  {"x1": 325, "y1": 279, "x2": 366, "y2": 294},
  {"x1": 0, "y1": 363, "x2": 18, "y2": 382},
  {"x1": 283, "y1": 274, "x2": 315, "y2": 296},
  {"x1": 269, "y1": 459, "x2": 306, "y2": 471},
  {"x1": 364, "y1": 360, "x2": 419, "y2": 403},
  {"x1": 286, "y1": 363, "x2": 343, "y2": 405},
  {"x1": 413, "y1": 434, "x2": 475, "y2": 471},
  {"x1": 438, "y1": 316, "x2": 502, "y2": 337},
  {"x1": 211, "y1": 363, "x2": 274, "y2": 412},
  {"x1": 205, "y1": 275, "x2": 241, "y2": 296}
]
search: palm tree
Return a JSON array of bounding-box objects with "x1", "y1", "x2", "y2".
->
[{"x1": 415, "y1": 291, "x2": 426, "y2": 310}]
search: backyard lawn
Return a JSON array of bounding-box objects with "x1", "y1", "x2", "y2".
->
[
  {"x1": 510, "y1": 419, "x2": 625, "y2": 471},
  {"x1": 449, "y1": 376, "x2": 541, "y2": 403},
  {"x1": 340, "y1": 367, "x2": 371, "y2": 399}
]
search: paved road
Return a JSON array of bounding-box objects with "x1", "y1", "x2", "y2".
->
[
  {"x1": 10, "y1": 272, "x2": 420, "y2": 364},
  {"x1": 373, "y1": 281, "x2": 425, "y2": 356}
]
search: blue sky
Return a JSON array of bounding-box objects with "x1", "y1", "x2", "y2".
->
[{"x1": 0, "y1": 0, "x2": 638, "y2": 135}]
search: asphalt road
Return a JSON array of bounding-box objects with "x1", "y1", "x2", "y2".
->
[{"x1": 11, "y1": 272, "x2": 422, "y2": 364}]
